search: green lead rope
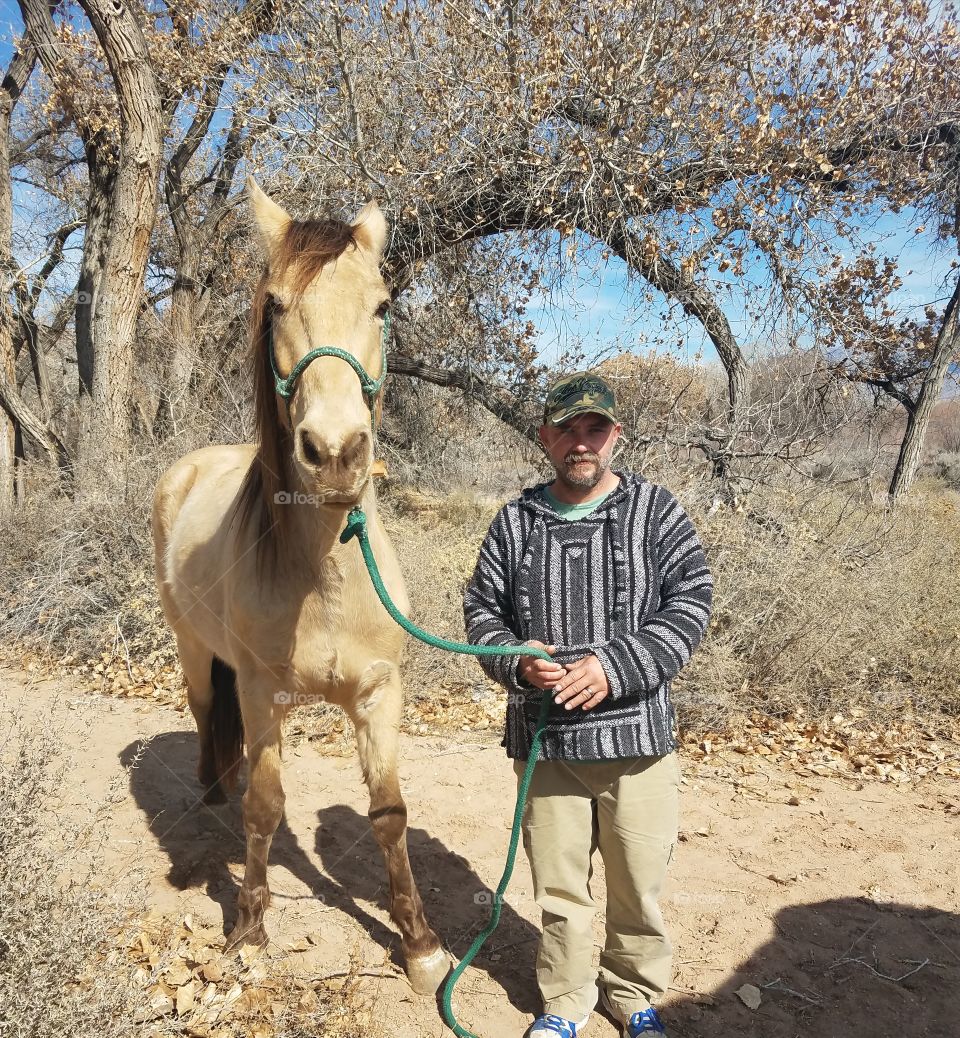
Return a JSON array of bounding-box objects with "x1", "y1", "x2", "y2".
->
[{"x1": 340, "y1": 506, "x2": 552, "y2": 1038}]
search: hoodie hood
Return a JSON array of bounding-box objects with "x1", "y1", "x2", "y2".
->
[{"x1": 517, "y1": 469, "x2": 645, "y2": 520}]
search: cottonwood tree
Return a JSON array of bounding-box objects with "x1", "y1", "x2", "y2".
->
[
  {"x1": 0, "y1": 34, "x2": 75, "y2": 506},
  {"x1": 4, "y1": 0, "x2": 958, "y2": 501},
  {"x1": 824, "y1": 249, "x2": 960, "y2": 502},
  {"x1": 14, "y1": 1, "x2": 280, "y2": 460},
  {"x1": 249, "y1": 0, "x2": 957, "y2": 479}
]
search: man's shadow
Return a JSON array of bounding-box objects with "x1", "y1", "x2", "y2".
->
[
  {"x1": 120, "y1": 730, "x2": 540, "y2": 1013},
  {"x1": 667, "y1": 897, "x2": 960, "y2": 1038}
]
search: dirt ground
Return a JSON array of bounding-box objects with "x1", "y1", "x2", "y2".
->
[{"x1": 4, "y1": 664, "x2": 959, "y2": 1038}]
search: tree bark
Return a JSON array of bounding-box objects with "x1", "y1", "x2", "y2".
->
[
  {"x1": 0, "y1": 40, "x2": 36, "y2": 507},
  {"x1": 157, "y1": 73, "x2": 230, "y2": 435},
  {"x1": 77, "y1": 0, "x2": 163, "y2": 457},
  {"x1": 18, "y1": 0, "x2": 119, "y2": 400},
  {"x1": 75, "y1": 155, "x2": 114, "y2": 396},
  {"x1": 888, "y1": 273, "x2": 960, "y2": 504}
]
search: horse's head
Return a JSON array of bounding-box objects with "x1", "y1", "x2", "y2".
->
[{"x1": 247, "y1": 176, "x2": 390, "y2": 504}]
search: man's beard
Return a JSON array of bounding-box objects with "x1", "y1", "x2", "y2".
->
[{"x1": 556, "y1": 450, "x2": 610, "y2": 490}]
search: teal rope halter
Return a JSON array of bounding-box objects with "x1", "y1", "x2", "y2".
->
[
  {"x1": 269, "y1": 311, "x2": 390, "y2": 423},
  {"x1": 341, "y1": 507, "x2": 552, "y2": 1038}
]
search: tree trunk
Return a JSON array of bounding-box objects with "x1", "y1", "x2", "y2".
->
[
  {"x1": 888, "y1": 272, "x2": 960, "y2": 504},
  {"x1": 77, "y1": 0, "x2": 163, "y2": 458},
  {"x1": 0, "y1": 40, "x2": 36, "y2": 508},
  {"x1": 75, "y1": 155, "x2": 114, "y2": 396}
]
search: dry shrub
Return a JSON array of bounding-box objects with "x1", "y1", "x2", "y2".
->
[
  {"x1": 3, "y1": 417, "x2": 959, "y2": 739},
  {"x1": 381, "y1": 377, "x2": 540, "y2": 496},
  {"x1": 0, "y1": 456, "x2": 176, "y2": 675},
  {"x1": 928, "y1": 451, "x2": 960, "y2": 487},
  {"x1": 386, "y1": 461, "x2": 960, "y2": 733},
  {"x1": 380, "y1": 483, "x2": 500, "y2": 697},
  {"x1": 0, "y1": 709, "x2": 148, "y2": 1036},
  {"x1": 675, "y1": 475, "x2": 960, "y2": 729},
  {"x1": 597, "y1": 351, "x2": 708, "y2": 431},
  {"x1": 925, "y1": 397, "x2": 960, "y2": 456}
]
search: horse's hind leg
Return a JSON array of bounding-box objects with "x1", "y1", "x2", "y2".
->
[
  {"x1": 174, "y1": 634, "x2": 227, "y2": 804},
  {"x1": 225, "y1": 676, "x2": 284, "y2": 952},
  {"x1": 350, "y1": 663, "x2": 448, "y2": 995}
]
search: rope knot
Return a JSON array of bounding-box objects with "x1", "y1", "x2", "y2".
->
[{"x1": 340, "y1": 507, "x2": 367, "y2": 544}]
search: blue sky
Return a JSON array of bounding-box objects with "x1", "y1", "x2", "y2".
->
[
  {"x1": 1, "y1": 1, "x2": 22, "y2": 54},
  {"x1": 527, "y1": 216, "x2": 955, "y2": 370}
]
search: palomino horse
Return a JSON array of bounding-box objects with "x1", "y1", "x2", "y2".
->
[{"x1": 151, "y1": 178, "x2": 448, "y2": 995}]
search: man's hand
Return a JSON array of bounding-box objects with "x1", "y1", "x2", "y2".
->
[
  {"x1": 517, "y1": 641, "x2": 566, "y2": 690},
  {"x1": 552, "y1": 654, "x2": 610, "y2": 711}
]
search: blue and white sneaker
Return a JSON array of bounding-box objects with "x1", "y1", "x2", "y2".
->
[
  {"x1": 528, "y1": 1012, "x2": 590, "y2": 1037},
  {"x1": 600, "y1": 988, "x2": 667, "y2": 1036},
  {"x1": 624, "y1": 1007, "x2": 666, "y2": 1036}
]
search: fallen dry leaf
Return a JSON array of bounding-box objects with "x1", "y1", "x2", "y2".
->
[{"x1": 735, "y1": 983, "x2": 762, "y2": 1010}]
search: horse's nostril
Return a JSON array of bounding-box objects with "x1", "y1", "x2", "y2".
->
[
  {"x1": 343, "y1": 429, "x2": 371, "y2": 467},
  {"x1": 299, "y1": 429, "x2": 326, "y2": 468}
]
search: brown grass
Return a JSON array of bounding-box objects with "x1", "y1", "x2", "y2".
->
[
  {"x1": 0, "y1": 708, "x2": 147, "y2": 1037},
  {"x1": 673, "y1": 473, "x2": 960, "y2": 729}
]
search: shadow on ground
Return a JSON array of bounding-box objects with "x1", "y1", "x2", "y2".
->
[
  {"x1": 120, "y1": 729, "x2": 539, "y2": 1014},
  {"x1": 666, "y1": 897, "x2": 960, "y2": 1038}
]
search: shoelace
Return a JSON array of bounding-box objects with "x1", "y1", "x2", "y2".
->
[
  {"x1": 534, "y1": 1015, "x2": 581, "y2": 1038},
  {"x1": 627, "y1": 1007, "x2": 666, "y2": 1036}
]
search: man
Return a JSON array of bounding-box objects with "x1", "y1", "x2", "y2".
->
[{"x1": 463, "y1": 372, "x2": 713, "y2": 1038}]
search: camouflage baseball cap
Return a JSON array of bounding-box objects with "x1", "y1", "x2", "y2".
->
[{"x1": 542, "y1": 371, "x2": 617, "y2": 425}]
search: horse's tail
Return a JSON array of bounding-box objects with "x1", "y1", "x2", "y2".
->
[{"x1": 210, "y1": 656, "x2": 245, "y2": 792}]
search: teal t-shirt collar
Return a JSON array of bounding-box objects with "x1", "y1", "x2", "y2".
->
[{"x1": 542, "y1": 484, "x2": 615, "y2": 521}]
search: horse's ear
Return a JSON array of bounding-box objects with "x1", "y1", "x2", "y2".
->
[
  {"x1": 352, "y1": 200, "x2": 388, "y2": 260},
  {"x1": 247, "y1": 176, "x2": 291, "y2": 256}
]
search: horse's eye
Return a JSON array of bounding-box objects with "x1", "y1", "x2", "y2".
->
[
  {"x1": 269, "y1": 293, "x2": 286, "y2": 316},
  {"x1": 375, "y1": 300, "x2": 390, "y2": 319}
]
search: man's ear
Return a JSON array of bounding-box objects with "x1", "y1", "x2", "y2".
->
[{"x1": 537, "y1": 424, "x2": 551, "y2": 456}]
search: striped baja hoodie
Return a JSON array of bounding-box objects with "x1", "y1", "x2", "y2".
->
[{"x1": 463, "y1": 472, "x2": 713, "y2": 761}]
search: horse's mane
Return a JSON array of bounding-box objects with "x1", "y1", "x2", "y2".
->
[{"x1": 236, "y1": 217, "x2": 358, "y2": 568}]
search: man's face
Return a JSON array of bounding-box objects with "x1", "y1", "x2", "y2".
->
[{"x1": 539, "y1": 413, "x2": 622, "y2": 490}]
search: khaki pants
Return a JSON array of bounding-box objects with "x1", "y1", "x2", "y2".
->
[{"x1": 513, "y1": 753, "x2": 679, "y2": 1022}]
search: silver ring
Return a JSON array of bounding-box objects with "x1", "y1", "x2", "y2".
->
[{"x1": 585, "y1": 686, "x2": 593, "y2": 694}]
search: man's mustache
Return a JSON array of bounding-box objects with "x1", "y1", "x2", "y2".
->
[{"x1": 564, "y1": 452, "x2": 600, "y2": 465}]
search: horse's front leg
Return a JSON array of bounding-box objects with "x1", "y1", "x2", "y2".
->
[
  {"x1": 225, "y1": 676, "x2": 285, "y2": 951},
  {"x1": 350, "y1": 662, "x2": 448, "y2": 995}
]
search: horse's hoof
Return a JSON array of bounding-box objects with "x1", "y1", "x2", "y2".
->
[
  {"x1": 406, "y1": 946, "x2": 450, "y2": 995},
  {"x1": 224, "y1": 922, "x2": 268, "y2": 954}
]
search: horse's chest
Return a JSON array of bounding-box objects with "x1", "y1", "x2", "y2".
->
[{"x1": 286, "y1": 592, "x2": 394, "y2": 703}]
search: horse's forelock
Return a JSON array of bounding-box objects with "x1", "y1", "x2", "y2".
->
[{"x1": 275, "y1": 218, "x2": 359, "y2": 296}]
